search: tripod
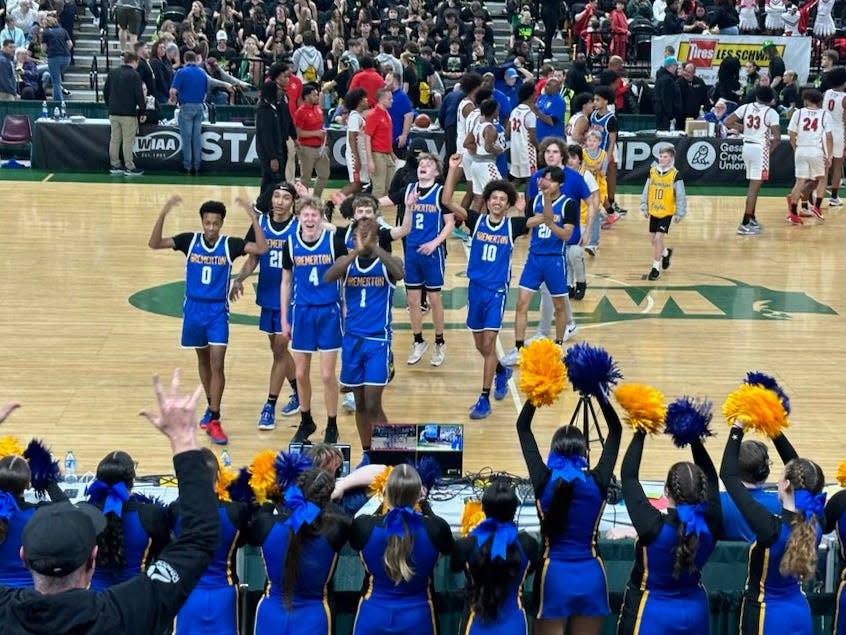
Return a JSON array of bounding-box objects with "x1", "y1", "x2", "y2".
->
[{"x1": 567, "y1": 392, "x2": 605, "y2": 465}]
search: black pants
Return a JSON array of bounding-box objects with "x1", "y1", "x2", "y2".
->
[{"x1": 260, "y1": 165, "x2": 281, "y2": 190}]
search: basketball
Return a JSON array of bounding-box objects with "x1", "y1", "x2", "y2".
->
[{"x1": 414, "y1": 113, "x2": 432, "y2": 128}]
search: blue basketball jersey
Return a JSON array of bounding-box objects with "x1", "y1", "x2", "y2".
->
[
  {"x1": 343, "y1": 257, "x2": 395, "y2": 340},
  {"x1": 288, "y1": 229, "x2": 340, "y2": 306},
  {"x1": 529, "y1": 194, "x2": 571, "y2": 256},
  {"x1": 185, "y1": 234, "x2": 235, "y2": 302},
  {"x1": 467, "y1": 215, "x2": 515, "y2": 290},
  {"x1": 256, "y1": 215, "x2": 297, "y2": 310},
  {"x1": 589, "y1": 111, "x2": 615, "y2": 152},
  {"x1": 406, "y1": 183, "x2": 445, "y2": 248}
]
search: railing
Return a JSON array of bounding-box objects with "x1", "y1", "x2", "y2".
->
[
  {"x1": 89, "y1": 56, "x2": 100, "y2": 103},
  {"x1": 99, "y1": 23, "x2": 111, "y2": 72}
]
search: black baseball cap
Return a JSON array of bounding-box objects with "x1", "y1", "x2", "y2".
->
[{"x1": 23, "y1": 502, "x2": 106, "y2": 577}]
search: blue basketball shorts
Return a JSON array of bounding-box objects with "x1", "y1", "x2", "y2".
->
[
  {"x1": 181, "y1": 299, "x2": 229, "y2": 348},
  {"x1": 466, "y1": 281, "x2": 508, "y2": 332},
  {"x1": 339, "y1": 334, "x2": 392, "y2": 387},
  {"x1": 290, "y1": 303, "x2": 342, "y2": 353},
  {"x1": 518, "y1": 253, "x2": 567, "y2": 296},
  {"x1": 404, "y1": 247, "x2": 445, "y2": 290}
]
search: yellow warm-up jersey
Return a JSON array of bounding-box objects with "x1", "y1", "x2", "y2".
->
[
  {"x1": 646, "y1": 166, "x2": 678, "y2": 218},
  {"x1": 583, "y1": 148, "x2": 608, "y2": 204}
]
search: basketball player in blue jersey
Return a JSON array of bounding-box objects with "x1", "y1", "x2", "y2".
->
[
  {"x1": 281, "y1": 196, "x2": 342, "y2": 445},
  {"x1": 443, "y1": 154, "x2": 529, "y2": 420},
  {"x1": 512, "y1": 167, "x2": 579, "y2": 353},
  {"x1": 325, "y1": 216, "x2": 404, "y2": 452},
  {"x1": 230, "y1": 182, "x2": 304, "y2": 431},
  {"x1": 404, "y1": 153, "x2": 455, "y2": 367},
  {"x1": 148, "y1": 195, "x2": 268, "y2": 445}
]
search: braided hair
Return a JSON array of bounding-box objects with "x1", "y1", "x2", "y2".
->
[
  {"x1": 542, "y1": 426, "x2": 588, "y2": 537},
  {"x1": 383, "y1": 464, "x2": 423, "y2": 584},
  {"x1": 666, "y1": 461, "x2": 708, "y2": 578},
  {"x1": 780, "y1": 458, "x2": 824, "y2": 581},
  {"x1": 93, "y1": 451, "x2": 135, "y2": 569},
  {"x1": 0, "y1": 456, "x2": 30, "y2": 544}
]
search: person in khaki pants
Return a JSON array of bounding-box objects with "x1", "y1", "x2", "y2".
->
[
  {"x1": 103, "y1": 51, "x2": 146, "y2": 175},
  {"x1": 365, "y1": 87, "x2": 396, "y2": 198},
  {"x1": 294, "y1": 83, "x2": 330, "y2": 197}
]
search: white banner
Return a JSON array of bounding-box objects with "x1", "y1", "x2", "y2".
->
[{"x1": 651, "y1": 34, "x2": 811, "y2": 86}]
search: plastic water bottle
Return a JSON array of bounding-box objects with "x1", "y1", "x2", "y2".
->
[
  {"x1": 53, "y1": 106, "x2": 60, "y2": 121},
  {"x1": 221, "y1": 448, "x2": 231, "y2": 467},
  {"x1": 669, "y1": 119, "x2": 676, "y2": 133},
  {"x1": 64, "y1": 450, "x2": 78, "y2": 484},
  {"x1": 40, "y1": 101, "x2": 48, "y2": 119},
  {"x1": 60, "y1": 102, "x2": 67, "y2": 120}
]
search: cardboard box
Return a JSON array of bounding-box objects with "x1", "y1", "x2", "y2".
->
[{"x1": 685, "y1": 120, "x2": 711, "y2": 137}]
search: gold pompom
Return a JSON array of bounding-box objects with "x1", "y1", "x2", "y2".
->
[
  {"x1": 215, "y1": 459, "x2": 236, "y2": 502},
  {"x1": 518, "y1": 339, "x2": 567, "y2": 407},
  {"x1": 460, "y1": 499, "x2": 485, "y2": 536},
  {"x1": 836, "y1": 460, "x2": 846, "y2": 488},
  {"x1": 0, "y1": 436, "x2": 23, "y2": 459},
  {"x1": 248, "y1": 450, "x2": 280, "y2": 505},
  {"x1": 613, "y1": 384, "x2": 667, "y2": 433},
  {"x1": 368, "y1": 466, "x2": 393, "y2": 500},
  {"x1": 722, "y1": 384, "x2": 788, "y2": 438}
]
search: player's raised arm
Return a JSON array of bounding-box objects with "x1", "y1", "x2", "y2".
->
[{"x1": 148, "y1": 195, "x2": 183, "y2": 249}]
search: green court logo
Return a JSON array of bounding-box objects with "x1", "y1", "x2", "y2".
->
[{"x1": 129, "y1": 276, "x2": 836, "y2": 330}]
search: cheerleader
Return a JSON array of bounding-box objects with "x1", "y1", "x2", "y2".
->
[
  {"x1": 349, "y1": 464, "x2": 453, "y2": 635},
  {"x1": 450, "y1": 480, "x2": 539, "y2": 634},
  {"x1": 617, "y1": 421, "x2": 721, "y2": 634},
  {"x1": 172, "y1": 448, "x2": 252, "y2": 635},
  {"x1": 88, "y1": 451, "x2": 170, "y2": 591},
  {"x1": 249, "y1": 465, "x2": 349, "y2": 635},
  {"x1": 739, "y1": 0, "x2": 759, "y2": 31},
  {"x1": 720, "y1": 426, "x2": 825, "y2": 634},
  {"x1": 824, "y1": 465, "x2": 846, "y2": 635},
  {"x1": 516, "y1": 393, "x2": 622, "y2": 635},
  {"x1": 0, "y1": 456, "x2": 36, "y2": 588},
  {"x1": 814, "y1": 0, "x2": 836, "y2": 37},
  {"x1": 765, "y1": 0, "x2": 786, "y2": 32}
]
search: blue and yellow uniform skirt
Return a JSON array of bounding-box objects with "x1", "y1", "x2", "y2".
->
[
  {"x1": 617, "y1": 584, "x2": 708, "y2": 635},
  {"x1": 740, "y1": 591, "x2": 812, "y2": 635},
  {"x1": 353, "y1": 594, "x2": 438, "y2": 635},
  {"x1": 535, "y1": 556, "x2": 610, "y2": 620},
  {"x1": 254, "y1": 590, "x2": 332, "y2": 635},
  {"x1": 461, "y1": 604, "x2": 528, "y2": 634},
  {"x1": 174, "y1": 584, "x2": 238, "y2": 635}
]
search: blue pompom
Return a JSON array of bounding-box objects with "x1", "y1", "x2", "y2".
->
[
  {"x1": 745, "y1": 371, "x2": 791, "y2": 415},
  {"x1": 416, "y1": 456, "x2": 441, "y2": 491},
  {"x1": 23, "y1": 439, "x2": 61, "y2": 497},
  {"x1": 664, "y1": 397, "x2": 714, "y2": 448},
  {"x1": 274, "y1": 451, "x2": 314, "y2": 492},
  {"x1": 227, "y1": 468, "x2": 257, "y2": 505},
  {"x1": 130, "y1": 492, "x2": 167, "y2": 508},
  {"x1": 564, "y1": 343, "x2": 623, "y2": 398}
]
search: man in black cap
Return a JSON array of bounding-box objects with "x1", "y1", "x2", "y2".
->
[{"x1": 0, "y1": 369, "x2": 220, "y2": 635}]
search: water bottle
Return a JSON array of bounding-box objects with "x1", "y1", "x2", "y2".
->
[
  {"x1": 60, "y1": 102, "x2": 67, "y2": 120},
  {"x1": 64, "y1": 450, "x2": 78, "y2": 484},
  {"x1": 53, "y1": 106, "x2": 60, "y2": 121},
  {"x1": 669, "y1": 119, "x2": 676, "y2": 133},
  {"x1": 208, "y1": 102, "x2": 217, "y2": 124},
  {"x1": 41, "y1": 100, "x2": 48, "y2": 119},
  {"x1": 221, "y1": 448, "x2": 231, "y2": 467}
]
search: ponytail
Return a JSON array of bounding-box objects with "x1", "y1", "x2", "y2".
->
[
  {"x1": 666, "y1": 462, "x2": 709, "y2": 578},
  {"x1": 89, "y1": 451, "x2": 135, "y2": 570},
  {"x1": 780, "y1": 459, "x2": 825, "y2": 581},
  {"x1": 381, "y1": 465, "x2": 424, "y2": 585}
]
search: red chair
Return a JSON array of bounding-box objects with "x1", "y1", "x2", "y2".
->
[{"x1": 0, "y1": 115, "x2": 33, "y2": 160}]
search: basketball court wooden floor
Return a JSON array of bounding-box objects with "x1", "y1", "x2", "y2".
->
[{"x1": 3, "y1": 182, "x2": 844, "y2": 482}]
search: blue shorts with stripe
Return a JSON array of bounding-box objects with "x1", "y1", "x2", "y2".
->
[
  {"x1": 740, "y1": 593, "x2": 812, "y2": 635},
  {"x1": 254, "y1": 593, "x2": 330, "y2": 635},
  {"x1": 174, "y1": 585, "x2": 237, "y2": 635},
  {"x1": 534, "y1": 557, "x2": 609, "y2": 620},
  {"x1": 618, "y1": 584, "x2": 707, "y2": 635},
  {"x1": 466, "y1": 281, "x2": 508, "y2": 332},
  {"x1": 259, "y1": 307, "x2": 284, "y2": 334},
  {"x1": 518, "y1": 253, "x2": 567, "y2": 296},
  {"x1": 182, "y1": 299, "x2": 229, "y2": 348},
  {"x1": 404, "y1": 248, "x2": 445, "y2": 290},
  {"x1": 290, "y1": 303, "x2": 342, "y2": 353},
  {"x1": 340, "y1": 334, "x2": 392, "y2": 387},
  {"x1": 461, "y1": 605, "x2": 528, "y2": 634},
  {"x1": 353, "y1": 597, "x2": 437, "y2": 635}
]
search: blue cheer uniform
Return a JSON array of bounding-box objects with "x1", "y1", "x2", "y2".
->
[
  {"x1": 720, "y1": 488, "x2": 781, "y2": 541},
  {"x1": 248, "y1": 503, "x2": 351, "y2": 635},
  {"x1": 618, "y1": 433, "x2": 722, "y2": 635},
  {"x1": 464, "y1": 210, "x2": 528, "y2": 332},
  {"x1": 404, "y1": 183, "x2": 449, "y2": 290},
  {"x1": 246, "y1": 215, "x2": 297, "y2": 334},
  {"x1": 721, "y1": 430, "x2": 821, "y2": 635},
  {"x1": 339, "y1": 255, "x2": 397, "y2": 387},
  {"x1": 516, "y1": 398, "x2": 622, "y2": 621},
  {"x1": 172, "y1": 500, "x2": 250, "y2": 635},
  {"x1": 517, "y1": 193, "x2": 578, "y2": 297},
  {"x1": 349, "y1": 511, "x2": 454, "y2": 635},
  {"x1": 281, "y1": 228, "x2": 342, "y2": 353},
  {"x1": 171, "y1": 232, "x2": 247, "y2": 348},
  {"x1": 90, "y1": 497, "x2": 171, "y2": 591},
  {"x1": 825, "y1": 490, "x2": 846, "y2": 635},
  {"x1": 0, "y1": 502, "x2": 36, "y2": 588},
  {"x1": 450, "y1": 530, "x2": 538, "y2": 634}
]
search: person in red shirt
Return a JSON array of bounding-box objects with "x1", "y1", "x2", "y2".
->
[
  {"x1": 364, "y1": 87, "x2": 395, "y2": 198},
  {"x1": 294, "y1": 83, "x2": 330, "y2": 197},
  {"x1": 609, "y1": 1, "x2": 629, "y2": 60},
  {"x1": 348, "y1": 56, "x2": 385, "y2": 107}
]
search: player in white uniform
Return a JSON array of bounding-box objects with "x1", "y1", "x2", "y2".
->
[
  {"x1": 565, "y1": 93, "x2": 594, "y2": 146},
  {"x1": 823, "y1": 68, "x2": 846, "y2": 206},
  {"x1": 508, "y1": 83, "x2": 538, "y2": 180},
  {"x1": 787, "y1": 88, "x2": 833, "y2": 224},
  {"x1": 725, "y1": 86, "x2": 781, "y2": 235},
  {"x1": 456, "y1": 73, "x2": 484, "y2": 210},
  {"x1": 466, "y1": 99, "x2": 504, "y2": 211},
  {"x1": 344, "y1": 89, "x2": 370, "y2": 190}
]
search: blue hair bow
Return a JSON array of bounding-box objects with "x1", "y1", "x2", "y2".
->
[
  {"x1": 283, "y1": 485, "x2": 321, "y2": 533},
  {"x1": 470, "y1": 518, "x2": 518, "y2": 561},
  {"x1": 547, "y1": 452, "x2": 588, "y2": 484},
  {"x1": 794, "y1": 489, "x2": 827, "y2": 524},
  {"x1": 0, "y1": 491, "x2": 20, "y2": 520},
  {"x1": 86, "y1": 480, "x2": 129, "y2": 517},
  {"x1": 384, "y1": 506, "x2": 422, "y2": 538},
  {"x1": 676, "y1": 502, "x2": 709, "y2": 537}
]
